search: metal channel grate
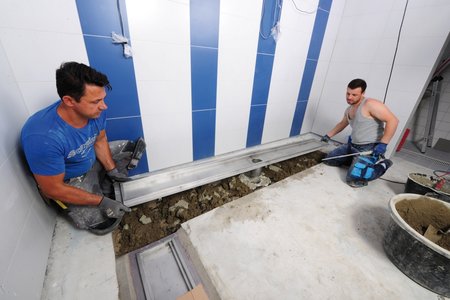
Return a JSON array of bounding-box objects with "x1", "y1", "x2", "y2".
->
[
  {"x1": 136, "y1": 235, "x2": 199, "y2": 300},
  {"x1": 116, "y1": 135, "x2": 324, "y2": 207}
]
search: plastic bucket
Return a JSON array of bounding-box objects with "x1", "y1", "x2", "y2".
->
[
  {"x1": 383, "y1": 193, "x2": 450, "y2": 297},
  {"x1": 405, "y1": 173, "x2": 450, "y2": 203}
]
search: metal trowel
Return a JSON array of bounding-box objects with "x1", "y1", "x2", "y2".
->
[{"x1": 424, "y1": 224, "x2": 450, "y2": 243}]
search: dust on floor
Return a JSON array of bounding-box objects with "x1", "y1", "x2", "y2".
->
[{"x1": 113, "y1": 151, "x2": 325, "y2": 256}]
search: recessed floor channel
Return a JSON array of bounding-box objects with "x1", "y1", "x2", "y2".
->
[
  {"x1": 113, "y1": 150, "x2": 325, "y2": 256},
  {"x1": 112, "y1": 136, "x2": 325, "y2": 256},
  {"x1": 113, "y1": 137, "x2": 325, "y2": 300}
]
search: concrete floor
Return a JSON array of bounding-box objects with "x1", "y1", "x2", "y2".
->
[
  {"x1": 41, "y1": 153, "x2": 449, "y2": 300},
  {"x1": 180, "y1": 155, "x2": 447, "y2": 300}
]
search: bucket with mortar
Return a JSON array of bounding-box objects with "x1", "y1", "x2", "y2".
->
[{"x1": 383, "y1": 193, "x2": 450, "y2": 297}]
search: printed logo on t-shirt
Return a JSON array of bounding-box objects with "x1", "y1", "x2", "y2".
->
[{"x1": 67, "y1": 135, "x2": 97, "y2": 159}]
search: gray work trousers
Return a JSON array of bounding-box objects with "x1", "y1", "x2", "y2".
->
[{"x1": 50, "y1": 140, "x2": 135, "y2": 234}]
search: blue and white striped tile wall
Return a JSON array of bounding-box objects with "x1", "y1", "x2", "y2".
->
[
  {"x1": 75, "y1": 0, "x2": 332, "y2": 172},
  {"x1": 76, "y1": 0, "x2": 149, "y2": 175}
]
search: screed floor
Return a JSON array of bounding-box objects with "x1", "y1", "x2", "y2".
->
[
  {"x1": 41, "y1": 152, "x2": 449, "y2": 300},
  {"x1": 179, "y1": 154, "x2": 448, "y2": 300}
]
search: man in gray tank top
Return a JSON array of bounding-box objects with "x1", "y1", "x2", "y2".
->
[{"x1": 321, "y1": 79, "x2": 399, "y2": 187}]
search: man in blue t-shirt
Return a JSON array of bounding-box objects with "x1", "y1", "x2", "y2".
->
[{"x1": 21, "y1": 62, "x2": 144, "y2": 234}]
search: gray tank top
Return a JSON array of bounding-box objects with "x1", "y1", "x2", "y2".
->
[{"x1": 346, "y1": 98, "x2": 384, "y2": 144}]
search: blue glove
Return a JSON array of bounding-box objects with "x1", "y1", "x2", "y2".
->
[
  {"x1": 373, "y1": 143, "x2": 387, "y2": 157},
  {"x1": 321, "y1": 134, "x2": 330, "y2": 143}
]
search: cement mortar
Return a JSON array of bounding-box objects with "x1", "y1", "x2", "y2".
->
[{"x1": 396, "y1": 198, "x2": 450, "y2": 251}]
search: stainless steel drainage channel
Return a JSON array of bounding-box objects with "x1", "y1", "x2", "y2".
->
[
  {"x1": 115, "y1": 134, "x2": 324, "y2": 207},
  {"x1": 116, "y1": 233, "x2": 212, "y2": 300},
  {"x1": 115, "y1": 134, "x2": 324, "y2": 300}
]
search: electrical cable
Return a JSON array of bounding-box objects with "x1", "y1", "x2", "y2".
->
[
  {"x1": 116, "y1": 0, "x2": 125, "y2": 36},
  {"x1": 383, "y1": 0, "x2": 409, "y2": 104},
  {"x1": 434, "y1": 170, "x2": 450, "y2": 177},
  {"x1": 379, "y1": 177, "x2": 406, "y2": 185},
  {"x1": 290, "y1": 0, "x2": 317, "y2": 14}
]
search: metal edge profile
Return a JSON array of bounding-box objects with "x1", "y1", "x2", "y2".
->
[
  {"x1": 117, "y1": 135, "x2": 325, "y2": 207},
  {"x1": 168, "y1": 239, "x2": 196, "y2": 290},
  {"x1": 134, "y1": 234, "x2": 204, "y2": 300}
]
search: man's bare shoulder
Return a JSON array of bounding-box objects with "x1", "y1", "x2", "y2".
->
[{"x1": 364, "y1": 98, "x2": 386, "y2": 109}]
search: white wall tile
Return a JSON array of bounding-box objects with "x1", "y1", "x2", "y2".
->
[
  {"x1": 0, "y1": 153, "x2": 34, "y2": 282},
  {"x1": 280, "y1": 0, "x2": 318, "y2": 31},
  {"x1": 0, "y1": 29, "x2": 88, "y2": 83},
  {"x1": 400, "y1": 3, "x2": 450, "y2": 38},
  {"x1": 365, "y1": 64, "x2": 392, "y2": 100},
  {"x1": 3, "y1": 211, "x2": 53, "y2": 299},
  {"x1": 263, "y1": 99, "x2": 298, "y2": 143},
  {"x1": 220, "y1": 0, "x2": 263, "y2": 20},
  {"x1": 0, "y1": 0, "x2": 81, "y2": 34},
  {"x1": 395, "y1": 36, "x2": 448, "y2": 67},
  {"x1": 342, "y1": 0, "x2": 398, "y2": 16},
  {"x1": 216, "y1": 80, "x2": 253, "y2": 155},
  {"x1": 126, "y1": 0, "x2": 190, "y2": 44},
  {"x1": 132, "y1": 41, "x2": 191, "y2": 82},
  {"x1": 218, "y1": 13, "x2": 261, "y2": 49},
  {"x1": 0, "y1": 42, "x2": 28, "y2": 163},
  {"x1": 18, "y1": 82, "x2": 58, "y2": 114},
  {"x1": 141, "y1": 112, "x2": 192, "y2": 171},
  {"x1": 216, "y1": 3, "x2": 261, "y2": 155},
  {"x1": 0, "y1": 149, "x2": 49, "y2": 284},
  {"x1": 386, "y1": 65, "x2": 433, "y2": 95},
  {"x1": 136, "y1": 80, "x2": 192, "y2": 116},
  {"x1": 136, "y1": 80, "x2": 192, "y2": 171}
]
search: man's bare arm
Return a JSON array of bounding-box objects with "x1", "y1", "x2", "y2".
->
[
  {"x1": 367, "y1": 99, "x2": 399, "y2": 144},
  {"x1": 94, "y1": 129, "x2": 116, "y2": 172},
  {"x1": 34, "y1": 173, "x2": 102, "y2": 205}
]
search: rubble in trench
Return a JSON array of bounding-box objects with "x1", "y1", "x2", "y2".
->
[{"x1": 113, "y1": 151, "x2": 325, "y2": 256}]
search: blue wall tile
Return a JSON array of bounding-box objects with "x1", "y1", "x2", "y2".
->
[
  {"x1": 83, "y1": 36, "x2": 141, "y2": 118},
  {"x1": 289, "y1": 101, "x2": 308, "y2": 137},
  {"x1": 319, "y1": 0, "x2": 332, "y2": 11},
  {"x1": 251, "y1": 54, "x2": 275, "y2": 105},
  {"x1": 106, "y1": 117, "x2": 149, "y2": 174},
  {"x1": 190, "y1": 0, "x2": 220, "y2": 47},
  {"x1": 307, "y1": 9, "x2": 330, "y2": 60},
  {"x1": 190, "y1": 0, "x2": 220, "y2": 160},
  {"x1": 192, "y1": 110, "x2": 216, "y2": 160},
  {"x1": 246, "y1": 105, "x2": 267, "y2": 147},
  {"x1": 297, "y1": 59, "x2": 318, "y2": 101},
  {"x1": 76, "y1": 0, "x2": 130, "y2": 37},
  {"x1": 191, "y1": 47, "x2": 218, "y2": 110}
]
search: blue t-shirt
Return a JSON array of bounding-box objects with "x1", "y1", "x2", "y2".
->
[{"x1": 21, "y1": 101, "x2": 106, "y2": 181}]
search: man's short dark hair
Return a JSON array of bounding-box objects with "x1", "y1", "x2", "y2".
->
[
  {"x1": 348, "y1": 78, "x2": 367, "y2": 93},
  {"x1": 56, "y1": 62, "x2": 112, "y2": 102}
]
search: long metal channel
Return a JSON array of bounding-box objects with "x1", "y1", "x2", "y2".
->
[{"x1": 116, "y1": 134, "x2": 324, "y2": 207}]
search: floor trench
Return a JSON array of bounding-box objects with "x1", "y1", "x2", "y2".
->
[{"x1": 112, "y1": 151, "x2": 325, "y2": 256}]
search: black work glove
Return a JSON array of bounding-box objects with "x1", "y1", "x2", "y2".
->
[
  {"x1": 98, "y1": 196, "x2": 131, "y2": 218},
  {"x1": 373, "y1": 143, "x2": 387, "y2": 157},
  {"x1": 107, "y1": 168, "x2": 131, "y2": 182},
  {"x1": 321, "y1": 134, "x2": 330, "y2": 143}
]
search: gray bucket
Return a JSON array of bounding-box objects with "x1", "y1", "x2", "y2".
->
[{"x1": 383, "y1": 193, "x2": 450, "y2": 297}]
